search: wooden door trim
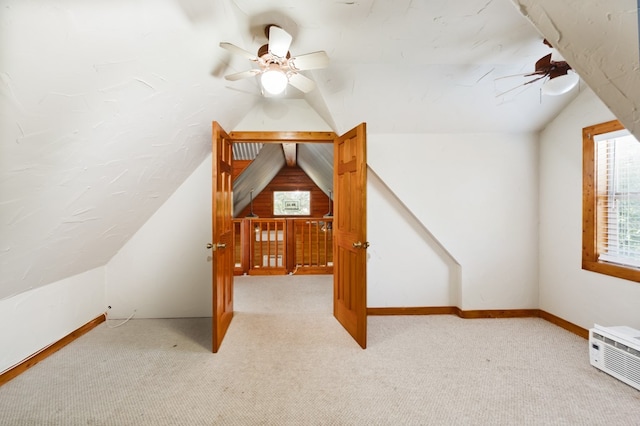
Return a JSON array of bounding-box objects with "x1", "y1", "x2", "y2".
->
[
  {"x1": 224, "y1": 127, "x2": 366, "y2": 350},
  {"x1": 229, "y1": 131, "x2": 337, "y2": 143}
]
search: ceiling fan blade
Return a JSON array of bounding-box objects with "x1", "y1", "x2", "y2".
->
[
  {"x1": 495, "y1": 73, "x2": 548, "y2": 97},
  {"x1": 523, "y1": 70, "x2": 547, "y2": 77},
  {"x1": 288, "y1": 73, "x2": 316, "y2": 93},
  {"x1": 268, "y1": 26, "x2": 293, "y2": 58},
  {"x1": 523, "y1": 74, "x2": 548, "y2": 86},
  {"x1": 494, "y1": 72, "x2": 539, "y2": 80},
  {"x1": 534, "y1": 53, "x2": 552, "y2": 73},
  {"x1": 289, "y1": 51, "x2": 329, "y2": 71},
  {"x1": 224, "y1": 69, "x2": 261, "y2": 81},
  {"x1": 219, "y1": 42, "x2": 258, "y2": 61}
]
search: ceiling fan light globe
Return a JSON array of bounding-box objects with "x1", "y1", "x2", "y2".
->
[
  {"x1": 261, "y1": 70, "x2": 288, "y2": 95},
  {"x1": 542, "y1": 73, "x2": 579, "y2": 96}
]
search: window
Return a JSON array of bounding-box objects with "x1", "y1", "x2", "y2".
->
[
  {"x1": 273, "y1": 191, "x2": 310, "y2": 216},
  {"x1": 583, "y1": 120, "x2": 640, "y2": 282}
]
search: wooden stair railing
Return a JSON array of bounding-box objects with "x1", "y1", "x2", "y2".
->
[
  {"x1": 250, "y1": 219, "x2": 287, "y2": 275},
  {"x1": 291, "y1": 218, "x2": 333, "y2": 274},
  {"x1": 232, "y1": 218, "x2": 333, "y2": 275}
]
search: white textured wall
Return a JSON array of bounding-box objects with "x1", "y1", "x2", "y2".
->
[
  {"x1": 0, "y1": 267, "x2": 105, "y2": 374},
  {"x1": 106, "y1": 155, "x2": 213, "y2": 319},
  {"x1": 539, "y1": 87, "x2": 640, "y2": 330},
  {"x1": 367, "y1": 168, "x2": 460, "y2": 307},
  {"x1": 102, "y1": 129, "x2": 539, "y2": 315},
  {"x1": 104, "y1": 126, "x2": 539, "y2": 317},
  {"x1": 368, "y1": 132, "x2": 539, "y2": 310}
]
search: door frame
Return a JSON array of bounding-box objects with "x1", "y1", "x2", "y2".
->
[
  {"x1": 223, "y1": 129, "x2": 367, "y2": 348},
  {"x1": 228, "y1": 131, "x2": 337, "y2": 144}
]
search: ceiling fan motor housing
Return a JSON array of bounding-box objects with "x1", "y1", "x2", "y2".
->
[{"x1": 258, "y1": 43, "x2": 290, "y2": 60}]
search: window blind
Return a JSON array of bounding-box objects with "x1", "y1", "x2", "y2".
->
[{"x1": 595, "y1": 131, "x2": 640, "y2": 268}]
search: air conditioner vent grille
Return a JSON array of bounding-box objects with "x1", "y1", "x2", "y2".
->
[{"x1": 603, "y1": 344, "x2": 640, "y2": 387}]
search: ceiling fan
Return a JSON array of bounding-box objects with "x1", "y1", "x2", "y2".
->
[
  {"x1": 220, "y1": 25, "x2": 329, "y2": 96},
  {"x1": 497, "y1": 39, "x2": 579, "y2": 97}
]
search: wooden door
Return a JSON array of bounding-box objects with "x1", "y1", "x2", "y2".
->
[
  {"x1": 212, "y1": 122, "x2": 234, "y2": 353},
  {"x1": 333, "y1": 123, "x2": 367, "y2": 349}
]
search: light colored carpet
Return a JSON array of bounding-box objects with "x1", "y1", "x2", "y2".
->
[{"x1": 1, "y1": 274, "x2": 639, "y2": 425}]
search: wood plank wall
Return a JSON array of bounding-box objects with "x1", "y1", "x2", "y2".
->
[
  {"x1": 233, "y1": 160, "x2": 252, "y2": 180},
  {"x1": 235, "y1": 165, "x2": 331, "y2": 218}
]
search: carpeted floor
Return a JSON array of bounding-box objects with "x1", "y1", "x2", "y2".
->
[{"x1": 1, "y1": 274, "x2": 639, "y2": 425}]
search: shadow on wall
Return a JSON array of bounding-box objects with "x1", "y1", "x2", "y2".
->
[{"x1": 367, "y1": 167, "x2": 461, "y2": 308}]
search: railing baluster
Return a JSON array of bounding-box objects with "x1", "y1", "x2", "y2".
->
[
  {"x1": 238, "y1": 217, "x2": 331, "y2": 275},
  {"x1": 315, "y1": 221, "x2": 318, "y2": 265}
]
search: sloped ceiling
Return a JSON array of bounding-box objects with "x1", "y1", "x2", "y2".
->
[
  {"x1": 232, "y1": 143, "x2": 334, "y2": 218},
  {"x1": 0, "y1": 0, "x2": 255, "y2": 298},
  {"x1": 511, "y1": 0, "x2": 640, "y2": 138},
  {"x1": 233, "y1": 143, "x2": 285, "y2": 217},
  {"x1": 0, "y1": 0, "x2": 615, "y2": 299},
  {"x1": 297, "y1": 144, "x2": 334, "y2": 199},
  {"x1": 222, "y1": 0, "x2": 579, "y2": 134}
]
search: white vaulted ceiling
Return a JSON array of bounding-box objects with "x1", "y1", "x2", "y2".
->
[{"x1": 0, "y1": 0, "x2": 637, "y2": 299}]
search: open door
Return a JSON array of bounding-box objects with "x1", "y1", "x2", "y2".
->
[
  {"x1": 333, "y1": 123, "x2": 368, "y2": 349},
  {"x1": 211, "y1": 122, "x2": 234, "y2": 353}
]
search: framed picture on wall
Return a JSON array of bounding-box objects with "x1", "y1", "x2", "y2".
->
[{"x1": 273, "y1": 191, "x2": 310, "y2": 215}]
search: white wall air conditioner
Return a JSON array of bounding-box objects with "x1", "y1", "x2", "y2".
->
[{"x1": 589, "y1": 324, "x2": 640, "y2": 391}]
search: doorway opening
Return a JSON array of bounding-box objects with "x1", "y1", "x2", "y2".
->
[
  {"x1": 212, "y1": 124, "x2": 368, "y2": 351},
  {"x1": 230, "y1": 132, "x2": 336, "y2": 276}
]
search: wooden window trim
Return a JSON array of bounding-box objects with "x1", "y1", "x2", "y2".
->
[{"x1": 582, "y1": 119, "x2": 640, "y2": 282}]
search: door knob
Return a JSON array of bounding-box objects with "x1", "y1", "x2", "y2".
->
[
  {"x1": 352, "y1": 241, "x2": 370, "y2": 249},
  {"x1": 207, "y1": 242, "x2": 226, "y2": 250}
]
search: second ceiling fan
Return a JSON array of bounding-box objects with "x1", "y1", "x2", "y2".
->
[
  {"x1": 497, "y1": 39, "x2": 579, "y2": 97},
  {"x1": 220, "y1": 25, "x2": 329, "y2": 95}
]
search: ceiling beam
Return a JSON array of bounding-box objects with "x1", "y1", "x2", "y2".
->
[{"x1": 282, "y1": 143, "x2": 297, "y2": 167}]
